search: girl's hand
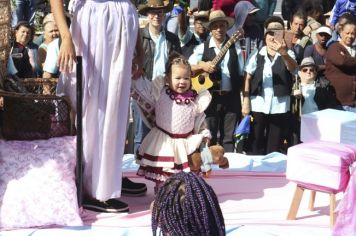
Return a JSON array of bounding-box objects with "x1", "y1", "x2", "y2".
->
[
  {"x1": 132, "y1": 56, "x2": 144, "y2": 80},
  {"x1": 202, "y1": 137, "x2": 210, "y2": 145},
  {"x1": 58, "y1": 36, "x2": 76, "y2": 73}
]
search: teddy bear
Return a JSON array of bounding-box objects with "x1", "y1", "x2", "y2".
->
[{"x1": 188, "y1": 144, "x2": 229, "y2": 177}]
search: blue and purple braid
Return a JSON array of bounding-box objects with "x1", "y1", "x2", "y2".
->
[{"x1": 152, "y1": 172, "x2": 225, "y2": 236}]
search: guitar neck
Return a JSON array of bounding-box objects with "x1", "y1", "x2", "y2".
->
[{"x1": 212, "y1": 38, "x2": 236, "y2": 66}]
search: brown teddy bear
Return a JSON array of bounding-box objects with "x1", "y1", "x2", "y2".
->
[{"x1": 188, "y1": 144, "x2": 229, "y2": 177}]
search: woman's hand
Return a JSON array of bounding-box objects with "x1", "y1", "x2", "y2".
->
[
  {"x1": 274, "y1": 39, "x2": 288, "y2": 55},
  {"x1": 58, "y1": 36, "x2": 76, "y2": 73},
  {"x1": 241, "y1": 97, "x2": 250, "y2": 117},
  {"x1": 293, "y1": 89, "x2": 302, "y2": 98}
]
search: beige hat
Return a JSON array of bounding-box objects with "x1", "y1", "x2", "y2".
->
[
  {"x1": 137, "y1": 0, "x2": 173, "y2": 16},
  {"x1": 204, "y1": 10, "x2": 234, "y2": 29},
  {"x1": 265, "y1": 22, "x2": 284, "y2": 32},
  {"x1": 193, "y1": 10, "x2": 210, "y2": 22},
  {"x1": 299, "y1": 57, "x2": 317, "y2": 69}
]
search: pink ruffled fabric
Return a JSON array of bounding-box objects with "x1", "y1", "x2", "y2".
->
[{"x1": 333, "y1": 167, "x2": 356, "y2": 236}]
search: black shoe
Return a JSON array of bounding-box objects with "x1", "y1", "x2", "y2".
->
[
  {"x1": 121, "y1": 177, "x2": 147, "y2": 197},
  {"x1": 83, "y1": 198, "x2": 129, "y2": 213}
]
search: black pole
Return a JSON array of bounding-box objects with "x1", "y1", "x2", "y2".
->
[{"x1": 76, "y1": 56, "x2": 83, "y2": 207}]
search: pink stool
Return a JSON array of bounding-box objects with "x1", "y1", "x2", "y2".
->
[{"x1": 286, "y1": 141, "x2": 356, "y2": 226}]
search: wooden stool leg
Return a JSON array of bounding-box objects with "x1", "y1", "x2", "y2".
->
[
  {"x1": 309, "y1": 190, "x2": 316, "y2": 211},
  {"x1": 329, "y1": 193, "x2": 336, "y2": 226},
  {"x1": 287, "y1": 186, "x2": 305, "y2": 220}
]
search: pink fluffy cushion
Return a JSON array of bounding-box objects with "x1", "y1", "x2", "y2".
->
[{"x1": 0, "y1": 136, "x2": 83, "y2": 230}]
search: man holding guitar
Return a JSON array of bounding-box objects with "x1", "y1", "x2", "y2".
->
[{"x1": 189, "y1": 10, "x2": 244, "y2": 152}]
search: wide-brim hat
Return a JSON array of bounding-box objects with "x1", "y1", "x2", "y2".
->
[
  {"x1": 299, "y1": 57, "x2": 317, "y2": 69},
  {"x1": 203, "y1": 10, "x2": 234, "y2": 29},
  {"x1": 138, "y1": 0, "x2": 173, "y2": 16}
]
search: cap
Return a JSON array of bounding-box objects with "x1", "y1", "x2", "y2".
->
[
  {"x1": 249, "y1": 7, "x2": 260, "y2": 15},
  {"x1": 316, "y1": 26, "x2": 332, "y2": 36},
  {"x1": 299, "y1": 57, "x2": 316, "y2": 69}
]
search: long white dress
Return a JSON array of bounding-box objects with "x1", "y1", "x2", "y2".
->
[
  {"x1": 56, "y1": 0, "x2": 138, "y2": 201},
  {"x1": 131, "y1": 76, "x2": 212, "y2": 182}
]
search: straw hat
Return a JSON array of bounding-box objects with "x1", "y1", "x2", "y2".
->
[
  {"x1": 204, "y1": 10, "x2": 234, "y2": 29},
  {"x1": 138, "y1": 0, "x2": 173, "y2": 16}
]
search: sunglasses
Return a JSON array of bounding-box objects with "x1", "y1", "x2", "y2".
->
[{"x1": 301, "y1": 68, "x2": 316, "y2": 73}]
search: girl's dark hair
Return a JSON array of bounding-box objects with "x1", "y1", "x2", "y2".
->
[
  {"x1": 152, "y1": 172, "x2": 226, "y2": 236},
  {"x1": 165, "y1": 51, "x2": 191, "y2": 75}
]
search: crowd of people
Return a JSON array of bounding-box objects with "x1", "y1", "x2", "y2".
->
[{"x1": 1, "y1": 0, "x2": 356, "y2": 234}]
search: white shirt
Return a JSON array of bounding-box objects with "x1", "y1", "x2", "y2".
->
[
  {"x1": 301, "y1": 82, "x2": 318, "y2": 114},
  {"x1": 244, "y1": 46, "x2": 296, "y2": 114},
  {"x1": 43, "y1": 38, "x2": 60, "y2": 74},
  {"x1": 188, "y1": 37, "x2": 244, "y2": 91},
  {"x1": 150, "y1": 30, "x2": 168, "y2": 80},
  {"x1": 344, "y1": 45, "x2": 356, "y2": 57}
]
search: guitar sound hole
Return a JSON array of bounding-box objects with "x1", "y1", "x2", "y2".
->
[{"x1": 198, "y1": 75, "x2": 205, "y2": 85}]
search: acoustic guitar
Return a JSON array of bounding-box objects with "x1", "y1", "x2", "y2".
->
[{"x1": 192, "y1": 29, "x2": 244, "y2": 93}]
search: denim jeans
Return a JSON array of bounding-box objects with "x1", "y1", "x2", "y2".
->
[{"x1": 12, "y1": 0, "x2": 36, "y2": 27}]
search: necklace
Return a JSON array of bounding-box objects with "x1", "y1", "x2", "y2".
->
[{"x1": 165, "y1": 87, "x2": 198, "y2": 105}]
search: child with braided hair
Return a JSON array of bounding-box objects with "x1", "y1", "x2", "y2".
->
[
  {"x1": 131, "y1": 52, "x2": 212, "y2": 193},
  {"x1": 152, "y1": 171, "x2": 226, "y2": 236}
]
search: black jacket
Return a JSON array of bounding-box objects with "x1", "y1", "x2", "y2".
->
[{"x1": 291, "y1": 76, "x2": 343, "y2": 118}]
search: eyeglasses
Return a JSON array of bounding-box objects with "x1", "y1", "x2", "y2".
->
[{"x1": 301, "y1": 68, "x2": 316, "y2": 73}]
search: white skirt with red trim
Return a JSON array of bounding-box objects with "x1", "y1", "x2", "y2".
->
[{"x1": 136, "y1": 127, "x2": 204, "y2": 182}]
